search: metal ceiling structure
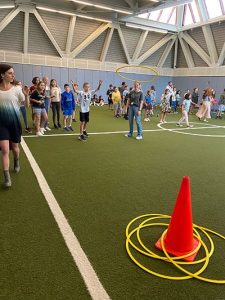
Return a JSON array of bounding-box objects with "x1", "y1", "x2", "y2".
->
[{"x1": 0, "y1": 0, "x2": 225, "y2": 71}]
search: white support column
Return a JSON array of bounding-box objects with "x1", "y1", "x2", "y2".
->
[
  {"x1": 181, "y1": 32, "x2": 211, "y2": 66},
  {"x1": 173, "y1": 37, "x2": 178, "y2": 68},
  {"x1": 178, "y1": 35, "x2": 195, "y2": 68},
  {"x1": 117, "y1": 25, "x2": 131, "y2": 64},
  {"x1": 136, "y1": 34, "x2": 175, "y2": 65},
  {"x1": 132, "y1": 31, "x2": 148, "y2": 62},
  {"x1": 157, "y1": 36, "x2": 176, "y2": 67},
  {"x1": 66, "y1": 15, "x2": 76, "y2": 55},
  {"x1": 33, "y1": 10, "x2": 64, "y2": 57},
  {"x1": 23, "y1": 11, "x2": 29, "y2": 54},
  {"x1": 202, "y1": 25, "x2": 218, "y2": 65},
  {"x1": 0, "y1": 7, "x2": 21, "y2": 33},
  {"x1": 100, "y1": 27, "x2": 114, "y2": 62},
  {"x1": 70, "y1": 23, "x2": 111, "y2": 58}
]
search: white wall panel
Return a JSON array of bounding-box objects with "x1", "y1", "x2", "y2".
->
[
  {"x1": 28, "y1": 14, "x2": 59, "y2": 56},
  {"x1": 105, "y1": 29, "x2": 127, "y2": 64},
  {"x1": 39, "y1": 10, "x2": 70, "y2": 51},
  {"x1": 0, "y1": 12, "x2": 24, "y2": 52},
  {"x1": 71, "y1": 17, "x2": 102, "y2": 50}
]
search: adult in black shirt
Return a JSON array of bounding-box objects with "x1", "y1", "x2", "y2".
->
[
  {"x1": 107, "y1": 84, "x2": 114, "y2": 110},
  {"x1": 125, "y1": 81, "x2": 144, "y2": 140},
  {"x1": 190, "y1": 88, "x2": 199, "y2": 114},
  {"x1": 30, "y1": 81, "x2": 48, "y2": 136}
]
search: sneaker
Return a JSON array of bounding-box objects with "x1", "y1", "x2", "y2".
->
[
  {"x1": 79, "y1": 134, "x2": 87, "y2": 142},
  {"x1": 40, "y1": 128, "x2": 45, "y2": 135},
  {"x1": 25, "y1": 127, "x2": 32, "y2": 134},
  {"x1": 14, "y1": 159, "x2": 20, "y2": 173},
  {"x1": 54, "y1": 124, "x2": 58, "y2": 129},
  {"x1": 187, "y1": 125, "x2": 194, "y2": 128},
  {"x1": 64, "y1": 127, "x2": 70, "y2": 131},
  {"x1": 144, "y1": 118, "x2": 148, "y2": 122},
  {"x1": 36, "y1": 131, "x2": 44, "y2": 137},
  {"x1": 203, "y1": 119, "x2": 209, "y2": 123},
  {"x1": 68, "y1": 126, "x2": 74, "y2": 131},
  {"x1": 58, "y1": 123, "x2": 62, "y2": 128},
  {"x1": 176, "y1": 123, "x2": 182, "y2": 127},
  {"x1": 41, "y1": 127, "x2": 46, "y2": 132},
  {"x1": 3, "y1": 170, "x2": 11, "y2": 188},
  {"x1": 45, "y1": 126, "x2": 51, "y2": 131},
  {"x1": 83, "y1": 131, "x2": 89, "y2": 137},
  {"x1": 125, "y1": 133, "x2": 132, "y2": 138},
  {"x1": 136, "y1": 135, "x2": 143, "y2": 140}
]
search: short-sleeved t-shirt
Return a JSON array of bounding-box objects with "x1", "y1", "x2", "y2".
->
[
  {"x1": 30, "y1": 90, "x2": 45, "y2": 108},
  {"x1": 182, "y1": 99, "x2": 192, "y2": 112},
  {"x1": 129, "y1": 90, "x2": 144, "y2": 107},
  {"x1": 78, "y1": 90, "x2": 95, "y2": 113},
  {"x1": 145, "y1": 95, "x2": 152, "y2": 104},
  {"x1": 0, "y1": 85, "x2": 25, "y2": 128}
]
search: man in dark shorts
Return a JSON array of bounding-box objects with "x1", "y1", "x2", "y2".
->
[{"x1": 107, "y1": 84, "x2": 114, "y2": 109}]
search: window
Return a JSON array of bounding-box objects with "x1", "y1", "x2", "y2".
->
[
  {"x1": 168, "y1": 8, "x2": 176, "y2": 25},
  {"x1": 149, "y1": 10, "x2": 161, "y2": 21},
  {"x1": 183, "y1": 4, "x2": 194, "y2": 26},
  {"x1": 205, "y1": 0, "x2": 222, "y2": 19},
  {"x1": 159, "y1": 7, "x2": 173, "y2": 23},
  {"x1": 190, "y1": 1, "x2": 200, "y2": 22}
]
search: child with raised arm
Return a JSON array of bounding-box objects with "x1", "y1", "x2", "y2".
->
[
  {"x1": 177, "y1": 93, "x2": 196, "y2": 128},
  {"x1": 75, "y1": 80, "x2": 103, "y2": 141}
]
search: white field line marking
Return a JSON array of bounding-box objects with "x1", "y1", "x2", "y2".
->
[
  {"x1": 157, "y1": 122, "x2": 225, "y2": 138},
  {"x1": 21, "y1": 137, "x2": 111, "y2": 300},
  {"x1": 22, "y1": 128, "x2": 164, "y2": 138},
  {"x1": 23, "y1": 123, "x2": 220, "y2": 138}
]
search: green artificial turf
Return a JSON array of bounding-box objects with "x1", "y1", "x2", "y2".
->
[
  {"x1": 22, "y1": 107, "x2": 225, "y2": 300},
  {"x1": 0, "y1": 153, "x2": 91, "y2": 299}
]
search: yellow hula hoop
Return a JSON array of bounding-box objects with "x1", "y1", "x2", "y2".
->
[
  {"x1": 126, "y1": 213, "x2": 225, "y2": 284},
  {"x1": 115, "y1": 65, "x2": 160, "y2": 84}
]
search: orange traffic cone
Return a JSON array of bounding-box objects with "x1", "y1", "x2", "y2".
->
[{"x1": 155, "y1": 176, "x2": 200, "y2": 262}]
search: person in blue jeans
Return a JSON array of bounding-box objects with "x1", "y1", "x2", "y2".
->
[
  {"x1": 125, "y1": 81, "x2": 144, "y2": 140},
  {"x1": 43, "y1": 76, "x2": 51, "y2": 131}
]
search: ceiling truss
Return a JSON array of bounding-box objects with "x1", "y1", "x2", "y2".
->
[{"x1": 0, "y1": 1, "x2": 225, "y2": 69}]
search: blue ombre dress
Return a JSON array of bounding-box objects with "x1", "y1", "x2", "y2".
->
[{"x1": 0, "y1": 86, "x2": 25, "y2": 143}]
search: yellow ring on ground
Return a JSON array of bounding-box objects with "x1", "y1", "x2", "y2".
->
[
  {"x1": 115, "y1": 65, "x2": 159, "y2": 83},
  {"x1": 125, "y1": 214, "x2": 225, "y2": 284}
]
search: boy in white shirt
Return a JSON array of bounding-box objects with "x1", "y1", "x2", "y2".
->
[{"x1": 75, "y1": 80, "x2": 103, "y2": 141}]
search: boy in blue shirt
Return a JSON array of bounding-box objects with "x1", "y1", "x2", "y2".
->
[
  {"x1": 61, "y1": 84, "x2": 75, "y2": 131},
  {"x1": 144, "y1": 90, "x2": 152, "y2": 122}
]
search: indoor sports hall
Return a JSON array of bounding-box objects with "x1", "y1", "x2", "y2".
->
[{"x1": 1, "y1": 1, "x2": 225, "y2": 299}]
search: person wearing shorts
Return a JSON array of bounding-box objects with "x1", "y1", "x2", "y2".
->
[
  {"x1": 61, "y1": 84, "x2": 75, "y2": 131},
  {"x1": 112, "y1": 87, "x2": 122, "y2": 118},
  {"x1": 0, "y1": 64, "x2": 29, "y2": 187},
  {"x1": 30, "y1": 81, "x2": 48, "y2": 136},
  {"x1": 74, "y1": 80, "x2": 103, "y2": 141}
]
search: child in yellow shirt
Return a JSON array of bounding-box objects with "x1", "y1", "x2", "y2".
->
[{"x1": 112, "y1": 87, "x2": 122, "y2": 118}]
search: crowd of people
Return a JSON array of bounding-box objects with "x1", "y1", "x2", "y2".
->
[{"x1": 1, "y1": 62, "x2": 225, "y2": 187}]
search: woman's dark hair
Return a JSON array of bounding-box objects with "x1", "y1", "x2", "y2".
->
[
  {"x1": 185, "y1": 93, "x2": 191, "y2": 100},
  {"x1": 0, "y1": 63, "x2": 13, "y2": 83},
  {"x1": 176, "y1": 90, "x2": 181, "y2": 95},
  {"x1": 50, "y1": 79, "x2": 57, "y2": 88},
  {"x1": 151, "y1": 85, "x2": 155, "y2": 91},
  {"x1": 32, "y1": 76, "x2": 40, "y2": 85}
]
